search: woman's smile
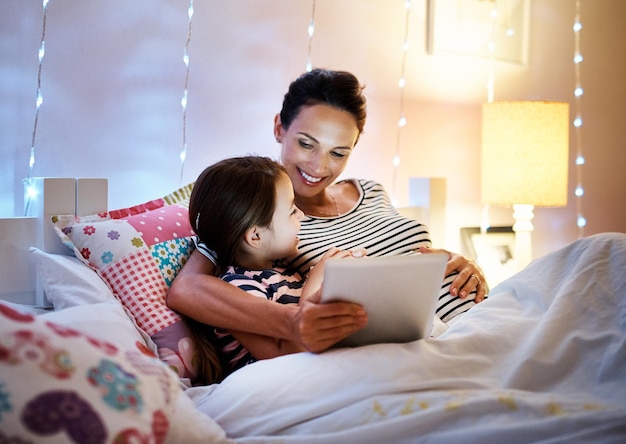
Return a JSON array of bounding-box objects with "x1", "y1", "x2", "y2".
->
[{"x1": 298, "y1": 168, "x2": 324, "y2": 185}]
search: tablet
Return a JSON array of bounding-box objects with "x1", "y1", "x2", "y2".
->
[{"x1": 320, "y1": 253, "x2": 448, "y2": 347}]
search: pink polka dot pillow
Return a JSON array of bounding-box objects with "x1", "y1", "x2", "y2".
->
[{"x1": 52, "y1": 184, "x2": 200, "y2": 383}]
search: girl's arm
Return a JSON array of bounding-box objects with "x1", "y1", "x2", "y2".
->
[
  {"x1": 229, "y1": 247, "x2": 368, "y2": 360},
  {"x1": 167, "y1": 249, "x2": 368, "y2": 353},
  {"x1": 301, "y1": 247, "x2": 367, "y2": 300}
]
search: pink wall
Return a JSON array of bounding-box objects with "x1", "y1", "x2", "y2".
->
[{"x1": 1, "y1": 0, "x2": 624, "y2": 263}]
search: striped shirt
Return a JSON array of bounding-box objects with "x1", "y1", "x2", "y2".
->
[
  {"x1": 215, "y1": 266, "x2": 304, "y2": 372},
  {"x1": 278, "y1": 179, "x2": 432, "y2": 275}
]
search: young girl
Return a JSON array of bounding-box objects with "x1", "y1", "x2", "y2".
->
[{"x1": 187, "y1": 156, "x2": 358, "y2": 384}]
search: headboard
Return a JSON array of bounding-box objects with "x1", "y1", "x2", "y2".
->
[{"x1": 0, "y1": 178, "x2": 107, "y2": 306}]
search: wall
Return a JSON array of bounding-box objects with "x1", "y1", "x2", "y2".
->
[{"x1": 1, "y1": 0, "x2": 624, "y2": 264}]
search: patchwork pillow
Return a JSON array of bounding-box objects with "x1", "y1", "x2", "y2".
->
[{"x1": 51, "y1": 184, "x2": 200, "y2": 383}]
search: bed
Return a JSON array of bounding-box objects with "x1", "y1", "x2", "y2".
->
[{"x1": 1, "y1": 177, "x2": 625, "y2": 443}]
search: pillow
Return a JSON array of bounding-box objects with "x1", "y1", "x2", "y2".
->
[
  {"x1": 51, "y1": 184, "x2": 200, "y2": 382},
  {"x1": 41, "y1": 300, "x2": 158, "y2": 357},
  {"x1": 0, "y1": 300, "x2": 231, "y2": 444},
  {"x1": 30, "y1": 247, "x2": 116, "y2": 309}
]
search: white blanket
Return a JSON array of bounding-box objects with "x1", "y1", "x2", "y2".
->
[{"x1": 188, "y1": 233, "x2": 626, "y2": 443}]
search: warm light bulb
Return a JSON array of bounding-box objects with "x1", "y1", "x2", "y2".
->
[{"x1": 26, "y1": 186, "x2": 38, "y2": 199}]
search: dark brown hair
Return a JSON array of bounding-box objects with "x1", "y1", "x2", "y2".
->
[
  {"x1": 189, "y1": 156, "x2": 288, "y2": 276},
  {"x1": 186, "y1": 156, "x2": 287, "y2": 384},
  {"x1": 280, "y1": 68, "x2": 367, "y2": 135}
]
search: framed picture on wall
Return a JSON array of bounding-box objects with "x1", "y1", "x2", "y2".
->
[
  {"x1": 461, "y1": 226, "x2": 516, "y2": 287},
  {"x1": 426, "y1": 0, "x2": 530, "y2": 65}
]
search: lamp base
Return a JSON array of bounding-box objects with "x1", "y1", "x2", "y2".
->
[{"x1": 512, "y1": 204, "x2": 534, "y2": 270}]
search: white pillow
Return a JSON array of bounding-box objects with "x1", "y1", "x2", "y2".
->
[{"x1": 30, "y1": 247, "x2": 115, "y2": 309}]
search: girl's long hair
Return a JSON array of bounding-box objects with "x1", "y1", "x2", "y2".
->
[{"x1": 185, "y1": 156, "x2": 287, "y2": 384}]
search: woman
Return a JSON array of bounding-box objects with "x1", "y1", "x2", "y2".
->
[{"x1": 167, "y1": 69, "x2": 486, "y2": 353}]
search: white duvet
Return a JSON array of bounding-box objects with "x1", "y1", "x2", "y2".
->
[{"x1": 188, "y1": 233, "x2": 626, "y2": 443}]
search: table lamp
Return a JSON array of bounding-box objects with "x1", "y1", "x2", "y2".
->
[{"x1": 481, "y1": 101, "x2": 569, "y2": 270}]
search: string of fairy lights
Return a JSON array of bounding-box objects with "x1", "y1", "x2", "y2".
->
[
  {"x1": 179, "y1": 0, "x2": 194, "y2": 185},
  {"x1": 486, "y1": 1, "x2": 499, "y2": 104},
  {"x1": 481, "y1": 1, "x2": 500, "y2": 233},
  {"x1": 306, "y1": 0, "x2": 317, "y2": 72},
  {"x1": 23, "y1": 0, "x2": 50, "y2": 215},
  {"x1": 391, "y1": 0, "x2": 412, "y2": 206},
  {"x1": 21, "y1": 1, "x2": 588, "y2": 234},
  {"x1": 573, "y1": 0, "x2": 586, "y2": 236},
  {"x1": 22, "y1": 0, "x2": 195, "y2": 208}
]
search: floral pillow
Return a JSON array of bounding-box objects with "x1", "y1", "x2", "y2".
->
[
  {"x1": 0, "y1": 301, "x2": 178, "y2": 442},
  {"x1": 0, "y1": 301, "x2": 230, "y2": 443},
  {"x1": 51, "y1": 184, "x2": 200, "y2": 383}
]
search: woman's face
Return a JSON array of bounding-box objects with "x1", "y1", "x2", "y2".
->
[{"x1": 275, "y1": 104, "x2": 360, "y2": 200}]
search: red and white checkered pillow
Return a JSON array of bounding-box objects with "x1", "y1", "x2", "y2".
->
[{"x1": 52, "y1": 184, "x2": 200, "y2": 382}]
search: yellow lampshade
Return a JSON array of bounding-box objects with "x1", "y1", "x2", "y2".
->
[{"x1": 481, "y1": 101, "x2": 570, "y2": 207}]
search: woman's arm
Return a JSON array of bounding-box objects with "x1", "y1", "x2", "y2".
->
[
  {"x1": 230, "y1": 329, "x2": 305, "y2": 360},
  {"x1": 167, "y1": 249, "x2": 368, "y2": 353}
]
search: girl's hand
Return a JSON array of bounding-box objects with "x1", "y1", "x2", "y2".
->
[
  {"x1": 301, "y1": 247, "x2": 366, "y2": 300},
  {"x1": 418, "y1": 246, "x2": 488, "y2": 303}
]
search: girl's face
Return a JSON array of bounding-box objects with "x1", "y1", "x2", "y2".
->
[
  {"x1": 263, "y1": 172, "x2": 304, "y2": 260},
  {"x1": 275, "y1": 104, "x2": 360, "y2": 201}
]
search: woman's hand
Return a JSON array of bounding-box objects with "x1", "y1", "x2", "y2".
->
[
  {"x1": 293, "y1": 288, "x2": 368, "y2": 353},
  {"x1": 296, "y1": 246, "x2": 368, "y2": 352},
  {"x1": 418, "y1": 246, "x2": 487, "y2": 303}
]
